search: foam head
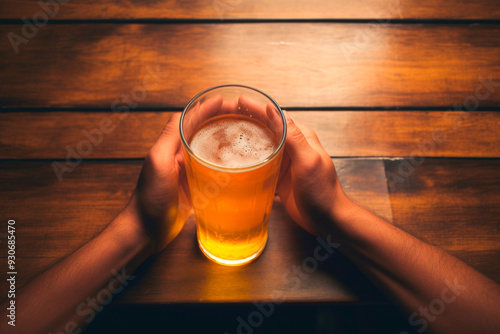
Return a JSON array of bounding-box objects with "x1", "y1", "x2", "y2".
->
[{"x1": 190, "y1": 115, "x2": 278, "y2": 168}]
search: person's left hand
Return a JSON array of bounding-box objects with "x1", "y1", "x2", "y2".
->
[{"x1": 124, "y1": 113, "x2": 191, "y2": 253}]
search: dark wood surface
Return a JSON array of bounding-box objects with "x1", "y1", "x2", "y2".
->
[
  {"x1": 1, "y1": 111, "x2": 500, "y2": 159},
  {"x1": 1, "y1": 1, "x2": 499, "y2": 333},
  {"x1": 1, "y1": 24, "x2": 500, "y2": 109},
  {"x1": 1, "y1": 0, "x2": 500, "y2": 20},
  {"x1": 1, "y1": 158, "x2": 498, "y2": 304}
]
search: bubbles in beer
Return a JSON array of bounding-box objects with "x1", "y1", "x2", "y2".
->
[{"x1": 190, "y1": 115, "x2": 277, "y2": 168}]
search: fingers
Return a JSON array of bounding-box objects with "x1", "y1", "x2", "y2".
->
[
  {"x1": 283, "y1": 111, "x2": 329, "y2": 156},
  {"x1": 266, "y1": 103, "x2": 286, "y2": 141},
  {"x1": 151, "y1": 113, "x2": 182, "y2": 161},
  {"x1": 236, "y1": 96, "x2": 288, "y2": 145},
  {"x1": 220, "y1": 99, "x2": 238, "y2": 114},
  {"x1": 293, "y1": 119, "x2": 318, "y2": 142},
  {"x1": 283, "y1": 111, "x2": 316, "y2": 162},
  {"x1": 183, "y1": 95, "x2": 223, "y2": 138},
  {"x1": 197, "y1": 95, "x2": 224, "y2": 119},
  {"x1": 293, "y1": 119, "x2": 328, "y2": 155},
  {"x1": 237, "y1": 95, "x2": 271, "y2": 126}
]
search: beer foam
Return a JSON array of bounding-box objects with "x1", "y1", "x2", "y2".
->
[{"x1": 190, "y1": 116, "x2": 277, "y2": 168}]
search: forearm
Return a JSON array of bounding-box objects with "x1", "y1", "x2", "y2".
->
[
  {"x1": 0, "y1": 204, "x2": 153, "y2": 334},
  {"x1": 330, "y1": 197, "x2": 500, "y2": 333}
]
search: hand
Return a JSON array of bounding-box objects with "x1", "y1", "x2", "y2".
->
[
  {"x1": 277, "y1": 112, "x2": 348, "y2": 237},
  {"x1": 123, "y1": 113, "x2": 191, "y2": 254}
]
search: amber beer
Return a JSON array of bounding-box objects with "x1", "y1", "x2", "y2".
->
[{"x1": 180, "y1": 85, "x2": 286, "y2": 266}]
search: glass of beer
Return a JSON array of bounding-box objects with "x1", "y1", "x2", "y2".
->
[{"x1": 180, "y1": 85, "x2": 286, "y2": 266}]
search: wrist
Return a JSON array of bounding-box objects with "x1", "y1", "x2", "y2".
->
[
  {"x1": 109, "y1": 195, "x2": 156, "y2": 259},
  {"x1": 328, "y1": 182, "x2": 352, "y2": 223},
  {"x1": 325, "y1": 185, "x2": 362, "y2": 240},
  {"x1": 327, "y1": 186, "x2": 391, "y2": 250}
]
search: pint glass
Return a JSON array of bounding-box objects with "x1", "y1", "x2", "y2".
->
[{"x1": 180, "y1": 85, "x2": 286, "y2": 266}]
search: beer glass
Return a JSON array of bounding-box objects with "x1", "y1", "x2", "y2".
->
[{"x1": 180, "y1": 85, "x2": 286, "y2": 266}]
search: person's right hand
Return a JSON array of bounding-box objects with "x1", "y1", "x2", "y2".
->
[{"x1": 277, "y1": 112, "x2": 349, "y2": 237}]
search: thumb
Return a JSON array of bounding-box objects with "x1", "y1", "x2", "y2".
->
[
  {"x1": 151, "y1": 112, "x2": 182, "y2": 158},
  {"x1": 284, "y1": 111, "x2": 314, "y2": 161}
]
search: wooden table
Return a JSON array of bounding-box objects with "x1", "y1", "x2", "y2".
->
[{"x1": 1, "y1": 1, "x2": 499, "y2": 333}]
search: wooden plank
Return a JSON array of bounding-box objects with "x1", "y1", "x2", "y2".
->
[
  {"x1": 0, "y1": 159, "x2": 390, "y2": 304},
  {"x1": 1, "y1": 158, "x2": 499, "y2": 304},
  {"x1": 1, "y1": 23, "x2": 500, "y2": 109},
  {"x1": 293, "y1": 111, "x2": 500, "y2": 158},
  {"x1": 385, "y1": 158, "x2": 500, "y2": 280},
  {"x1": 0, "y1": 111, "x2": 170, "y2": 159},
  {"x1": 2, "y1": 111, "x2": 499, "y2": 159},
  {"x1": 1, "y1": 0, "x2": 499, "y2": 20}
]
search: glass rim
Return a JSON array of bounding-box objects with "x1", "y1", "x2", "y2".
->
[{"x1": 179, "y1": 84, "x2": 287, "y2": 171}]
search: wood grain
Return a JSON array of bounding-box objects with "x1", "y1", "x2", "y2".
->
[
  {"x1": 1, "y1": 111, "x2": 499, "y2": 159},
  {"x1": 0, "y1": 0, "x2": 499, "y2": 20},
  {"x1": 385, "y1": 158, "x2": 500, "y2": 280},
  {"x1": 1, "y1": 23, "x2": 500, "y2": 109},
  {"x1": 1, "y1": 158, "x2": 498, "y2": 304},
  {"x1": 0, "y1": 1, "x2": 497, "y2": 330}
]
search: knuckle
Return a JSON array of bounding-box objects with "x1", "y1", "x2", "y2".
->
[{"x1": 302, "y1": 153, "x2": 323, "y2": 172}]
